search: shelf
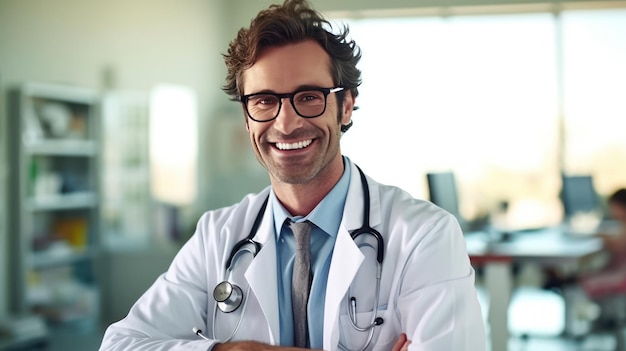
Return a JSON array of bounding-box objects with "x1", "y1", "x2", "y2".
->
[
  {"x1": 26, "y1": 192, "x2": 98, "y2": 211},
  {"x1": 29, "y1": 249, "x2": 95, "y2": 269},
  {"x1": 24, "y1": 139, "x2": 98, "y2": 157},
  {"x1": 22, "y1": 82, "x2": 99, "y2": 105},
  {"x1": 0, "y1": 333, "x2": 48, "y2": 351},
  {"x1": 0, "y1": 315, "x2": 48, "y2": 351},
  {"x1": 8, "y1": 81, "x2": 101, "y2": 328}
]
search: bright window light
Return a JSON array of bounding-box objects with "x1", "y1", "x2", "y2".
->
[{"x1": 150, "y1": 84, "x2": 198, "y2": 206}]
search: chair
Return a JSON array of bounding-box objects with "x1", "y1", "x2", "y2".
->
[
  {"x1": 426, "y1": 171, "x2": 466, "y2": 231},
  {"x1": 560, "y1": 174, "x2": 600, "y2": 218}
]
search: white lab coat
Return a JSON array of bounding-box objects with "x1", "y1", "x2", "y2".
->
[{"x1": 100, "y1": 160, "x2": 486, "y2": 351}]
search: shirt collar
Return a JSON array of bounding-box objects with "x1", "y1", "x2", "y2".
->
[{"x1": 271, "y1": 156, "x2": 352, "y2": 238}]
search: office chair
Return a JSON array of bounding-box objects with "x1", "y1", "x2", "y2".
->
[
  {"x1": 560, "y1": 174, "x2": 600, "y2": 218},
  {"x1": 544, "y1": 174, "x2": 598, "y2": 289},
  {"x1": 426, "y1": 171, "x2": 467, "y2": 231}
]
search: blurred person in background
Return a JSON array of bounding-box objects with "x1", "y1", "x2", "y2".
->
[{"x1": 580, "y1": 189, "x2": 626, "y2": 300}]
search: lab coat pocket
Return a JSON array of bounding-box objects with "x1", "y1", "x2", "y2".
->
[{"x1": 338, "y1": 307, "x2": 395, "y2": 351}]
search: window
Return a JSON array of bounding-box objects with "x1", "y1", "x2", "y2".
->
[
  {"x1": 562, "y1": 8, "x2": 626, "y2": 195},
  {"x1": 335, "y1": 6, "x2": 626, "y2": 229}
]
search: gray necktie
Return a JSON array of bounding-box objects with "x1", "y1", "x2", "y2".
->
[{"x1": 290, "y1": 220, "x2": 312, "y2": 348}]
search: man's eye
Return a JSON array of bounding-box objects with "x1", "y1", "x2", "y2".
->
[
  {"x1": 297, "y1": 92, "x2": 323, "y2": 103},
  {"x1": 251, "y1": 96, "x2": 278, "y2": 107},
  {"x1": 259, "y1": 97, "x2": 277, "y2": 105}
]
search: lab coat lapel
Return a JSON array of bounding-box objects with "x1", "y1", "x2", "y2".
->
[
  {"x1": 323, "y1": 161, "x2": 381, "y2": 350},
  {"x1": 324, "y1": 226, "x2": 364, "y2": 349},
  {"x1": 244, "y1": 202, "x2": 280, "y2": 344}
]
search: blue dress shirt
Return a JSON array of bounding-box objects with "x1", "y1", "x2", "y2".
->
[{"x1": 271, "y1": 157, "x2": 351, "y2": 349}]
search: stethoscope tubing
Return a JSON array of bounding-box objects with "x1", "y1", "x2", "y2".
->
[{"x1": 341, "y1": 242, "x2": 383, "y2": 351}]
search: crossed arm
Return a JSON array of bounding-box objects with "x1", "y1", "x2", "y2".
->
[{"x1": 211, "y1": 333, "x2": 411, "y2": 351}]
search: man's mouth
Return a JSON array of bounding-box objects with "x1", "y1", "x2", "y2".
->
[{"x1": 275, "y1": 139, "x2": 313, "y2": 150}]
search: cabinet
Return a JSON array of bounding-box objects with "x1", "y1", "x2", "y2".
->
[{"x1": 8, "y1": 82, "x2": 101, "y2": 331}]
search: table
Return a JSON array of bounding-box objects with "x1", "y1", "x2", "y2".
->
[{"x1": 464, "y1": 227, "x2": 604, "y2": 351}]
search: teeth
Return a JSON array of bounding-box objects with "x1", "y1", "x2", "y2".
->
[{"x1": 275, "y1": 139, "x2": 312, "y2": 150}]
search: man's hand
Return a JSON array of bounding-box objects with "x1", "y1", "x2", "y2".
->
[{"x1": 391, "y1": 333, "x2": 411, "y2": 351}]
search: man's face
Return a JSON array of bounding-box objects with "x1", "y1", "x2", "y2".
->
[{"x1": 241, "y1": 40, "x2": 353, "y2": 185}]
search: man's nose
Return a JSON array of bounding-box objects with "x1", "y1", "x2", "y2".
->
[{"x1": 272, "y1": 98, "x2": 304, "y2": 135}]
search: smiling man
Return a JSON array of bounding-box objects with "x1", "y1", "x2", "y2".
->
[{"x1": 99, "y1": 1, "x2": 486, "y2": 350}]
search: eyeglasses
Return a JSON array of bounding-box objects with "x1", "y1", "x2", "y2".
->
[{"x1": 238, "y1": 86, "x2": 344, "y2": 122}]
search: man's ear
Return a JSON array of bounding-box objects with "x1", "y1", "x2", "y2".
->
[{"x1": 341, "y1": 91, "x2": 355, "y2": 126}]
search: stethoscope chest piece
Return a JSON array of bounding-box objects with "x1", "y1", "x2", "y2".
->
[{"x1": 214, "y1": 281, "x2": 243, "y2": 313}]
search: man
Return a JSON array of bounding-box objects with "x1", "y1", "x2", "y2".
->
[{"x1": 99, "y1": 1, "x2": 486, "y2": 350}]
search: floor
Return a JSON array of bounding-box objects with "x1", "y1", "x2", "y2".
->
[
  {"x1": 508, "y1": 334, "x2": 618, "y2": 351},
  {"x1": 479, "y1": 285, "x2": 624, "y2": 351}
]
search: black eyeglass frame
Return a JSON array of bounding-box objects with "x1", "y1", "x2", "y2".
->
[{"x1": 237, "y1": 86, "x2": 345, "y2": 122}]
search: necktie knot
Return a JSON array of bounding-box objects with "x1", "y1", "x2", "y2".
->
[{"x1": 290, "y1": 221, "x2": 312, "y2": 250}]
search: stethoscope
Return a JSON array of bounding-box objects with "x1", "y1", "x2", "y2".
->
[{"x1": 199, "y1": 166, "x2": 384, "y2": 351}]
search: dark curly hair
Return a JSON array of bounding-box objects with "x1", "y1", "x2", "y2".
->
[
  {"x1": 222, "y1": 0, "x2": 361, "y2": 107},
  {"x1": 609, "y1": 188, "x2": 626, "y2": 207}
]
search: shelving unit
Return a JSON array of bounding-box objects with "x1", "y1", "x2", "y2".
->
[{"x1": 7, "y1": 82, "x2": 101, "y2": 333}]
